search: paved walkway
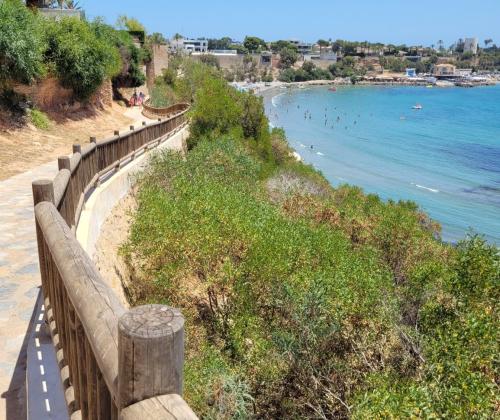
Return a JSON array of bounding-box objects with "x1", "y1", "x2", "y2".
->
[
  {"x1": 0, "y1": 107, "x2": 155, "y2": 419},
  {"x1": 0, "y1": 160, "x2": 59, "y2": 419}
]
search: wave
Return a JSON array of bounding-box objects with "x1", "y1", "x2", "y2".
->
[
  {"x1": 412, "y1": 182, "x2": 439, "y2": 193},
  {"x1": 299, "y1": 143, "x2": 307, "y2": 148},
  {"x1": 316, "y1": 152, "x2": 325, "y2": 156},
  {"x1": 271, "y1": 93, "x2": 286, "y2": 108}
]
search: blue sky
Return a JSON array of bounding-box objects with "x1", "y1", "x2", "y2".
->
[{"x1": 83, "y1": 0, "x2": 500, "y2": 46}]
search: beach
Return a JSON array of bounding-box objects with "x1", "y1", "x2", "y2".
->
[{"x1": 263, "y1": 83, "x2": 500, "y2": 244}]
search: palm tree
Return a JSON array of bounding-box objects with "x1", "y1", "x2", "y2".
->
[
  {"x1": 484, "y1": 38, "x2": 493, "y2": 48},
  {"x1": 317, "y1": 39, "x2": 330, "y2": 56},
  {"x1": 64, "y1": 0, "x2": 81, "y2": 9}
]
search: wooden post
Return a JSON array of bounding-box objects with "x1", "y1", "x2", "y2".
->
[
  {"x1": 142, "y1": 121, "x2": 147, "y2": 126},
  {"x1": 90, "y1": 136, "x2": 97, "y2": 143},
  {"x1": 130, "y1": 125, "x2": 134, "y2": 131},
  {"x1": 118, "y1": 304, "x2": 184, "y2": 409},
  {"x1": 58, "y1": 156, "x2": 71, "y2": 171},
  {"x1": 32, "y1": 179, "x2": 55, "y2": 205},
  {"x1": 114, "y1": 130, "x2": 120, "y2": 136},
  {"x1": 73, "y1": 144, "x2": 82, "y2": 155}
]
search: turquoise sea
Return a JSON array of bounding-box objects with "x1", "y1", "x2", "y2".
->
[{"x1": 264, "y1": 84, "x2": 500, "y2": 244}]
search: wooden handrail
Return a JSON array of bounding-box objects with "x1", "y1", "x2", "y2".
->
[
  {"x1": 142, "y1": 101, "x2": 190, "y2": 119},
  {"x1": 32, "y1": 104, "x2": 197, "y2": 419},
  {"x1": 120, "y1": 394, "x2": 197, "y2": 419}
]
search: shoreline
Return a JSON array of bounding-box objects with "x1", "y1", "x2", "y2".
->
[
  {"x1": 259, "y1": 80, "x2": 500, "y2": 245},
  {"x1": 236, "y1": 76, "x2": 499, "y2": 96}
]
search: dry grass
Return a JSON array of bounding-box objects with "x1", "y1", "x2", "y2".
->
[{"x1": 0, "y1": 103, "x2": 133, "y2": 180}]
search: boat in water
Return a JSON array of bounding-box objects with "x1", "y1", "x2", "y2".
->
[
  {"x1": 412, "y1": 104, "x2": 423, "y2": 110},
  {"x1": 328, "y1": 87, "x2": 337, "y2": 92}
]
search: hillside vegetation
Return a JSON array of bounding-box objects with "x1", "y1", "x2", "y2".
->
[
  {"x1": 123, "y1": 60, "x2": 499, "y2": 419},
  {"x1": 0, "y1": 0, "x2": 146, "y2": 111}
]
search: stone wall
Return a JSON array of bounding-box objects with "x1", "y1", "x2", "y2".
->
[{"x1": 146, "y1": 44, "x2": 169, "y2": 89}]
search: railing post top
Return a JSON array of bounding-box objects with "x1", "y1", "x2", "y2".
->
[
  {"x1": 158, "y1": 118, "x2": 162, "y2": 122},
  {"x1": 118, "y1": 304, "x2": 185, "y2": 408},
  {"x1": 73, "y1": 144, "x2": 81, "y2": 154},
  {"x1": 142, "y1": 121, "x2": 147, "y2": 126},
  {"x1": 118, "y1": 304, "x2": 184, "y2": 339},
  {"x1": 89, "y1": 136, "x2": 97, "y2": 143},
  {"x1": 58, "y1": 155, "x2": 71, "y2": 171},
  {"x1": 130, "y1": 125, "x2": 135, "y2": 131},
  {"x1": 114, "y1": 130, "x2": 120, "y2": 136},
  {"x1": 32, "y1": 179, "x2": 55, "y2": 205}
]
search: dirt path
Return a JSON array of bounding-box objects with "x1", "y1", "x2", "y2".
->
[{"x1": 0, "y1": 104, "x2": 136, "y2": 180}]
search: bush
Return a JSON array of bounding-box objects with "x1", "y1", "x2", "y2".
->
[
  {"x1": 29, "y1": 108, "x2": 50, "y2": 130},
  {"x1": 124, "y1": 139, "x2": 400, "y2": 417},
  {"x1": 278, "y1": 62, "x2": 332, "y2": 82},
  {"x1": 0, "y1": 0, "x2": 45, "y2": 85},
  {"x1": 123, "y1": 56, "x2": 499, "y2": 419},
  {"x1": 149, "y1": 80, "x2": 177, "y2": 107},
  {"x1": 198, "y1": 54, "x2": 220, "y2": 69},
  {"x1": 189, "y1": 76, "x2": 243, "y2": 141},
  {"x1": 44, "y1": 17, "x2": 121, "y2": 100}
]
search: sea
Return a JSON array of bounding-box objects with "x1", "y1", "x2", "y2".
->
[{"x1": 264, "y1": 84, "x2": 500, "y2": 244}]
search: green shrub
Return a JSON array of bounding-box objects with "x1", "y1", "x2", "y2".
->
[
  {"x1": 124, "y1": 139, "x2": 407, "y2": 418},
  {"x1": 123, "y1": 57, "x2": 499, "y2": 419},
  {"x1": 90, "y1": 19, "x2": 146, "y2": 88},
  {"x1": 43, "y1": 17, "x2": 121, "y2": 100},
  {"x1": 29, "y1": 108, "x2": 50, "y2": 130},
  {"x1": 149, "y1": 80, "x2": 177, "y2": 107},
  {"x1": 0, "y1": 0, "x2": 45, "y2": 85}
]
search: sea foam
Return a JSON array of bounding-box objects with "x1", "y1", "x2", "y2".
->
[{"x1": 412, "y1": 183, "x2": 439, "y2": 193}]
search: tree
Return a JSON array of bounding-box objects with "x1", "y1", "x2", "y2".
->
[
  {"x1": 270, "y1": 40, "x2": 296, "y2": 54},
  {"x1": 243, "y1": 36, "x2": 266, "y2": 53},
  {"x1": 148, "y1": 32, "x2": 167, "y2": 45},
  {"x1": 199, "y1": 54, "x2": 220, "y2": 69},
  {"x1": 484, "y1": 38, "x2": 493, "y2": 48},
  {"x1": 45, "y1": 17, "x2": 122, "y2": 99},
  {"x1": 279, "y1": 47, "x2": 298, "y2": 69},
  {"x1": 455, "y1": 38, "x2": 465, "y2": 53},
  {"x1": 208, "y1": 37, "x2": 232, "y2": 50},
  {"x1": 116, "y1": 15, "x2": 145, "y2": 33},
  {"x1": 64, "y1": 0, "x2": 81, "y2": 9},
  {"x1": 0, "y1": 0, "x2": 45, "y2": 86},
  {"x1": 317, "y1": 39, "x2": 330, "y2": 55}
]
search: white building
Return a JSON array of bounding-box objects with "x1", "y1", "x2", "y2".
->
[
  {"x1": 170, "y1": 38, "x2": 208, "y2": 54},
  {"x1": 463, "y1": 38, "x2": 478, "y2": 54},
  {"x1": 289, "y1": 40, "x2": 313, "y2": 55}
]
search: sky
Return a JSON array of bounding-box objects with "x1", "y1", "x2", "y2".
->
[{"x1": 83, "y1": 0, "x2": 500, "y2": 47}]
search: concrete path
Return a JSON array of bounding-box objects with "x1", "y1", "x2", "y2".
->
[
  {"x1": 0, "y1": 107, "x2": 156, "y2": 420},
  {"x1": 0, "y1": 160, "x2": 58, "y2": 420}
]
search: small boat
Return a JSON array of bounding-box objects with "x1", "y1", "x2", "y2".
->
[
  {"x1": 328, "y1": 87, "x2": 337, "y2": 92},
  {"x1": 412, "y1": 104, "x2": 423, "y2": 110},
  {"x1": 426, "y1": 85, "x2": 433, "y2": 88}
]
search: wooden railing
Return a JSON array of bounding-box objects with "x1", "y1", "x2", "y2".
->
[
  {"x1": 142, "y1": 101, "x2": 190, "y2": 119},
  {"x1": 32, "y1": 104, "x2": 197, "y2": 419}
]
